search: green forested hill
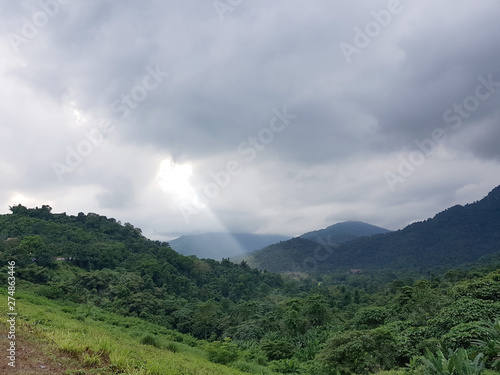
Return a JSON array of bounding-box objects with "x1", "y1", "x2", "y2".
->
[
  {"x1": 245, "y1": 237, "x2": 320, "y2": 273},
  {"x1": 249, "y1": 185, "x2": 500, "y2": 274},
  {"x1": 1, "y1": 203, "x2": 499, "y2": 374},
  {"x1": 0, "y1": 205, "x2": 283, "y2": 333},
  {"x1": 300, "y1": 221, "x2": 391, "y2": 244},
  {"x1": 319, "y1": 185, "x2": 500, "y2": 272}
]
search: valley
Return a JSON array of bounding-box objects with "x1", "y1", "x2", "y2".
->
[{"x1": 1, "y1": 186, "x2": 499, "y2": 374}]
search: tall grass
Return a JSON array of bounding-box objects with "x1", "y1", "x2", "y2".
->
[{"x1": 0, "y1": 288, "x2": 255, "y2": 375}]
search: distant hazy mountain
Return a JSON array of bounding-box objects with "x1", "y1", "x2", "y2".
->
[
  {"x1": 169, "y1": 233, "x2": 290, "y2": 260},
  {"x1": 300, "y1": 221, "x2": 391, "y2": 245},
  {"x1": 248, "y1": 185, "x2": 500, "y2": 273}
]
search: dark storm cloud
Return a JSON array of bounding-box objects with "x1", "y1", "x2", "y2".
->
[
  {"x1": 8, "y1": 0, "x2": 500, "y2": 161},
  {"x1": 1, "y1": 0, "x2": 500, "y2": 237},
  {"x1": 352, "y1": 2, "x2": 500, "y2": 153}
]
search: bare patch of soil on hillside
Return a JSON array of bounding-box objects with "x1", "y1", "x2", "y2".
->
[{"x1": 0, "y1": 321, "x2": 92, "y2": 375}]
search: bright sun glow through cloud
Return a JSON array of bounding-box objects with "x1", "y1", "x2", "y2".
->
[
  {"x1": 157, "y1": 157, "x2": 218, "y2": 222},
  {"x1": 157, "y1": 158, "x2": 197, "y2": 203},
  {"x1": 156, "y1": 159, "x2": 242, "y2": 241}
]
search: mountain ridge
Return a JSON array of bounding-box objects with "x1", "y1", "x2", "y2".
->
[
  {"x1": 300, "y1": 220, "x2": 391, "y2": 245},
  {"x1": 247, "y1": 185, "x2": 500, "y2": 273}
]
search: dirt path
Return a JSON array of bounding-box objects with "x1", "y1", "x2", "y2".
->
[{"x1": 0, "y1": 320, "x2": 85, "y2": 375}]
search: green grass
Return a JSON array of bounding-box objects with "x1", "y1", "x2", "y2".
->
[{"x1": 0, "y1": 287, "x2": 273, "y2": 375}]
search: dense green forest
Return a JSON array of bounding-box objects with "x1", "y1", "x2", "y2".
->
[
  {"x1": 248, "y1": 186, "x2": 500, "y2": 274},
  {"x1": 1, "y1": 204, "x2": 499, "y2": 374}
]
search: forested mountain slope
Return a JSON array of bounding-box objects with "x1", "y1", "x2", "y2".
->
[
  {"x1": 300, "y1": 221, "x2": 391, "y2": 244},
  {"x1": 249, "y1": 185, "x2": 500, "y2": 273},
  {"x1": 0, "y1": 205, "x2": 283, "y2": 321}
]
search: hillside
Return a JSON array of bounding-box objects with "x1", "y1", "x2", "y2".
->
[
  {"x1": 242, "y1": 221, "x2": 391, "y2": 273},
  {"x1": 0, "y1": 205, "x2": 284, "y2": 331},
  {"x1": 2, "y1": 265, "x2": 500, "y2": 374},
  {"x1": 1, "y1": 203, "x2": 500, "y2": 374},
  {"x1": 0, "y1": 288, "x2": 257, "y2": 375},
  {"x1": 300, "y1": 221, "x2": 391, "y2": 244},
  {"x1": 0, "y1": 290, "x2": 248, "y2": 374},
  {"x1": 245, "y1": 237, "x2": 319, "y2": 273},
  {"x1": 249, "y1": 186, "x2": 500, "y2": 273},
  {"x1": 170, "y1": 232, "x2": 290, "y2": 260}
]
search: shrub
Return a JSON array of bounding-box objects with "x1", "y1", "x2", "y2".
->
[
  {"x1": 36, "y1": 285, "x2": 64, "y2": 299},
  {"x1": 140, "y1": 334, "x2": 160, "y2": 348},
  {"x1": 239, "y1": 343, "x2": 268, "y2": 366},
  {"x1": 206, "y1": 338, "x2": 239, "y2": 365},
  {"x1": 164, "y1": 341, "x2": 179, "y2": 353}
]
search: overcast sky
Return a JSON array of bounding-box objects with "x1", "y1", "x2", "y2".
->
[{"x1": 1, "y1": 0, "x2": 499, "y2": 240}]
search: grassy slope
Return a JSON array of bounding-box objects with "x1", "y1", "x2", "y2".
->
[{"x1": 0, "y1": 286, "x2": 253, "y2": 375}]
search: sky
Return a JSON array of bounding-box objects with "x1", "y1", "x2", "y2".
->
[{"x1": 1, "y1": 0, "x2": 500, "y2": 241}]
